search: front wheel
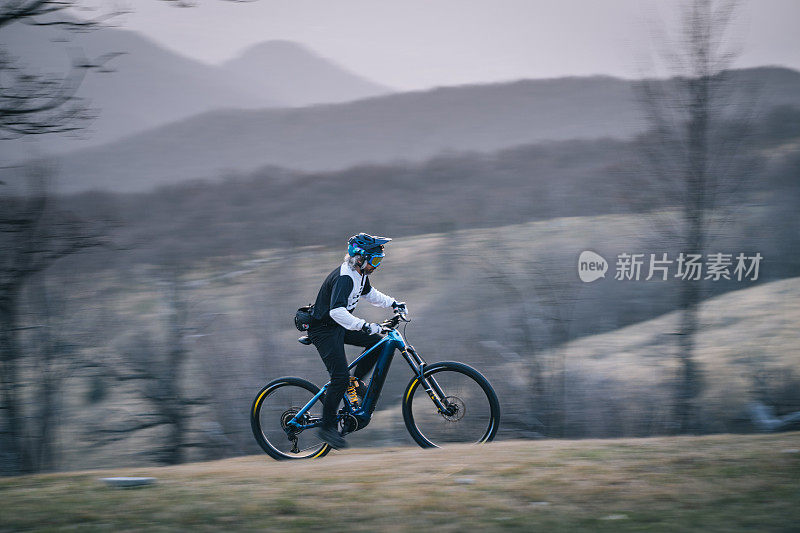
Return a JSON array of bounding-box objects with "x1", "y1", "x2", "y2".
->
[
  {"x1": 251, "y1": 377, "x2": 331, "y2": 460},
  {"x1": 402, "y1": 362, "x2": 500, "y2": 448}
]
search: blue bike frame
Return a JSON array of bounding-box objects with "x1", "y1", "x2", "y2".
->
[{"x1": 285, "y1": 328, "x2": 449, "y2": 433}]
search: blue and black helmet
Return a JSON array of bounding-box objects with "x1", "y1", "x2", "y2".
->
[{"x1": 347, "y1": 233, "x2": 392, "y2": 267}]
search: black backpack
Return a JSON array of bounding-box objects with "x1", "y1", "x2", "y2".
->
[{"x1": 294, "y1": 304, "x2": 314, "y2": 332}]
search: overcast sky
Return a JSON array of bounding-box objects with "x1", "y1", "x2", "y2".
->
[{"x1": 82, "y1": 0, "x2": 799, "y2": 91}]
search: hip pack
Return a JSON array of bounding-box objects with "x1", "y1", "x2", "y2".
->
[{"x1": 294, "y1": 304, "x2": 314, "y2": 331}]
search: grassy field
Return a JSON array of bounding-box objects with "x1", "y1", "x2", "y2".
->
[{"x1": 2, "y1": 433, "x2": 799, "y2": 532}]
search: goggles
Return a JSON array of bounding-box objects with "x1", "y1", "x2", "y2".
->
[{"x1": 365, "y1": 253, "x2": 384, "y2": 267}]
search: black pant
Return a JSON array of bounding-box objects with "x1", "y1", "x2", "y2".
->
[{"x1": 308, "y1": 323, "x2": 382, "y2": 430}]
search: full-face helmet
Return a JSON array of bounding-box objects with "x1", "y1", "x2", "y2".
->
[{"x1": 347, "y1": 233, "x2": 392, "y2": 268}]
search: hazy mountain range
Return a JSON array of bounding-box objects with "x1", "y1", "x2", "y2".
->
[
  {"x1": 0, "y1": 23, "x2": 389, "y2": 159},
  {"x1": 220, "y1": 40, "x2": 391, "y2": 107},
  {"x1": 62, "y1": 103, "x2": 800, "y2": 268},
  {"x1": 3, "y1": 19, "x2": 800, "y2": 194},
  {"x1": 48, "y1": 66, "x2": 800, "y2": 193}
]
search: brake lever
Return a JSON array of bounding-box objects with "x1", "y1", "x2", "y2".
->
[{"x1": 381, "y1": 314, "x2": 404, "y2": 332}]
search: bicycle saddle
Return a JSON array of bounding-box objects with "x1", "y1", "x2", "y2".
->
[{"x1": 298, "y1": 335, "x2": 312, "y2": 345}]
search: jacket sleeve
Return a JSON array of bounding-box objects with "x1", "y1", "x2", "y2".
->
[
  {"x1": 329, "y1": 307, "x2": 367, "y2": 331},
  {"x1": 362, "y1": 277, "x2": 395, "y2": 308}
]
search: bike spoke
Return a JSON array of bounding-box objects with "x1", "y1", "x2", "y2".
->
[
  {"x1": 295, "y1": 442, "x2": 325, "y2": 453},
  {"x1": 254, "y1": 382, "x2": 327, "y2": 459},
  {"x1": 408, "y1": 368, "x2": 496, "y2": 446}
]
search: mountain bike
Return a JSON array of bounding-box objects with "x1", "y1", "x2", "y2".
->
[{"x1": 251, "y1": 310, "x2": 500, "y2": 460}]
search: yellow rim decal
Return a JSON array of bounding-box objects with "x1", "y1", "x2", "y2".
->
[
  {"x1": 405, "y1": 378, "x2": 419, "y2": 402},
  {"x1": 252, "y1": 386, "x2": 276, "y2": 417},
  {"x1": 254, "y1": 382, "x2": 330, "y2": 458},
  {"x1": 312, "y1": 445, "x2": 329, "y2": 458}
]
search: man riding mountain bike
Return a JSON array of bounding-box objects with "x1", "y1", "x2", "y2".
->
[{"x1": 308, "y1": 233, "x2": 407, "y2": 449}]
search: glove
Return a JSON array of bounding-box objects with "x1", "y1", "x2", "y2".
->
[
  {"x1": 361, "y1": 322, "x2": 382, "y2": 335},
  {"x1": 392, "y1": 301, "x2": 407, "y2": 314}
]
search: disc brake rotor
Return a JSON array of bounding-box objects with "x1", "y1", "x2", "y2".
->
[{"x1": 441, "y1": 396, "x2": 466, "y2": 422}]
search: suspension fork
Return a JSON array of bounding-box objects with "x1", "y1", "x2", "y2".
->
[{"x1": 401, "y1": 345, "x2": 453, "y2": 413}]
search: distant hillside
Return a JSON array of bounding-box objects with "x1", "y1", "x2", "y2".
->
[
  {"x1": 544, "y1": 274, "x2": 800, "y2": 436},
  {"x1": 0, "y1": 25, "x2": 389, "y2": 159},
  {"x1": 59, "y1": 137, "x2": 637, "y2": 256},
  {"x1": 0, "y1": 23, "x2": 270, "y2": 158},
  {"x1": 50, "y1": 67, "x2": 800, "y2": 193},
  {"x1": 28, "y1": 212, "x2": 800, "y2": 469},
  {"x1": 59, "y1": 103, "x2": 800, "y2": 270},
  {"x1": 221, "y1": 40, "x2": 390, "y2": 106}
]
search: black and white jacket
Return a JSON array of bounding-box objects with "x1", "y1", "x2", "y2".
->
[{"x1": 311, "y1": 262, "x2": 395, "y2": 330}]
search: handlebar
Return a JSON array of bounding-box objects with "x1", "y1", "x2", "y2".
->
[{"x1": 380, "y1": 309, "x2": 410, "y2": 331}]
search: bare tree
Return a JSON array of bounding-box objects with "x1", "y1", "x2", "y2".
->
[
  {"x1": 87, "y1": 267, "x2": 236, "y2": 465},
  {"x1": 19, "y1": 268, "x2": 94, "y2": 471},
  {"x1": 0, "y1": 163, "x2": 105, "y2": 474},
  {"x1": 524, "y1": 259, "x2": 582, "y2": 437},
  {"x1": 635, "y1": 0, "x2": 756, "y2": 433},
  {"x1": 148, "y1": 273, "x2": 194, "y2": 464},
  {"x1": 462, "y1": 241, "x2": 578, "y2": 438},
  {"x1": 0, "y1": 6, "x2": 121, "y2": 470},
  {"x1": 0, "y1": 1, "x2": 127, "y2": 138},
  {"x1": 0, "y1": 0, "x2": 258, "y2": 475},
  {"x1": 0, "y1": 0, "x2": 251, "y2": 138}
]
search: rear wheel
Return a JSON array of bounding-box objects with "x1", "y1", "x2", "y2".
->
[
  {"x1": 402, "y1": 362, "x2": 500, "y2": 448},
  {"x1": 251, "y1": 377, "x2": 331, "y2": 460}
]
